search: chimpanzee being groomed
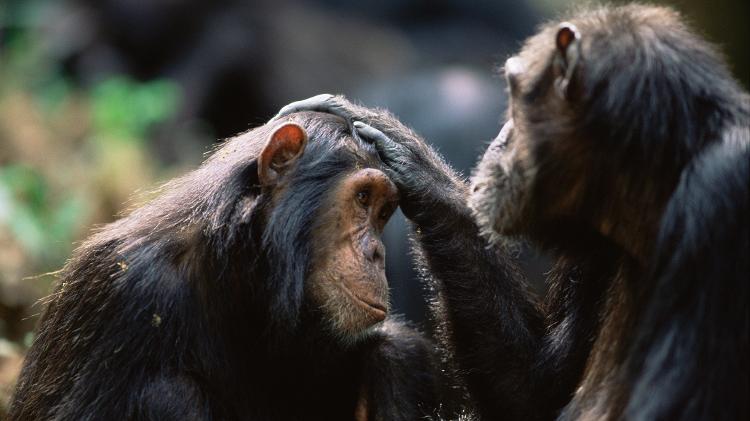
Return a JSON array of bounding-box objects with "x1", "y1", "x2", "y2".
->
[
  {"x1": 279, "y1": 5, "x2": 749, "y2": 420},
  {"x1": 9, "y1": 113, "x2": 441, "y2": 420}
]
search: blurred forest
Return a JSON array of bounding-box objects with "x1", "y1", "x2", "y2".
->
[{"x1": 0, "y1": 0, "x2": 747, "y2": 413}]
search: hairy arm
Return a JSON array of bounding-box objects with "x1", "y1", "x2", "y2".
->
[{"x1": 354, "y1": 118, "x2": 547, "y2": 420}]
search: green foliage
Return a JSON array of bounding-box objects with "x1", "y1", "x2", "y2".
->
[
  {"x1": 0, "y1": 165, "x2": 86, "y2": 263},
  {"x1": 0, "y1": 0, "x2": 182, "y2": 272},
  {"x1": 91, "y1": 77, "x2": 180, "y2": 141}
]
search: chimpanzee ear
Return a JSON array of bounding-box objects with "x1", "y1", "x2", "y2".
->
[
  {"x1": 259, "y1": 123, "x2": 308, "y2": 185},
  {"x1": 554, "y1": 22, "x2": 581, "y2": 99}
]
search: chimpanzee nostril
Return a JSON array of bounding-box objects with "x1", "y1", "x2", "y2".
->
[{"x1": 366, "y1": 241, "x2": 385, "y2": 263}]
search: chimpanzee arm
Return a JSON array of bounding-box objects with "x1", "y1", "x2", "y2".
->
[{"x1": 353, "y1": 121, "x2": 550, "y2": 419}]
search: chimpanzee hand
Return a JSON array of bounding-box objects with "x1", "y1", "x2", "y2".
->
[
  {"x1": 274, "y1": 94, "x2": 468, "y2": 223},
  {"x1": 273, "y1": 94, "x2": 356, "y2": 121},
  {"x1": 273, "y1": 94, "x2": 383, "y2": 131},
  {"x1": 352, "y1": 121, "x2": 468, "y2": 223}
]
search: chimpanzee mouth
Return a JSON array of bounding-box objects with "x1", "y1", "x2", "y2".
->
[
  {"x1": 359, "y1": 298, "x2": 387, "y2": 314},
  {"x1": 353, "y1": 294, "x2": 387, "y2": 320},
  {"x1": 341, "y1": 282, "x2": 388, "y2": 320}
]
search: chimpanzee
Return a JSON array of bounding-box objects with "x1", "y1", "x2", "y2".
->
[
  {"x1": 277, "y1": 5, "x2": 749, "y2": 420},
  {"x1": 9, "y1": 112, "x2": 442, "y2": 420}
]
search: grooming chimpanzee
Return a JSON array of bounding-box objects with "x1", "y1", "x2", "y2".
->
[
  {"x1": 279, "y1": 5, "x2": 749, "y2": 420},
  {"x1": 9, "y1": 112, "x2": 441, "y2": 420}
]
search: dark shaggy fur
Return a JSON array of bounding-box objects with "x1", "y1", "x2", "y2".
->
[
  {"x1": 276, "y1": 5, "x2": 749, "y2": 421},
  {"x1": 9, "y1": 112, "x2": 440, "y2": 420},
  {"x1": 465, "y1": 5, "x2": 748, "y2": 420}
]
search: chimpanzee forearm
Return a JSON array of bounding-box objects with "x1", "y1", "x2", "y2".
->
[
  {"x1": 409, "y1": 191, "x2": 549, "y2": 420},
  {"x1": 350, "y1": 119, "x2": 550, "y2": 418}
]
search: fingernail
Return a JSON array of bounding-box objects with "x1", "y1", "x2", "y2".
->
[{"x1": 353, "y1": 121, "x2": 364, "y2": 127}]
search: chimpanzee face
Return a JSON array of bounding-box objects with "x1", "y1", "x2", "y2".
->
[
  {"x1": 257, "y1": 117, "x2": 398, "y2": 342},
  {"x1": 469, "y1": 24, "x2": 586, "y2": 243},
  {"x1": 307, "y1": 168, "x2": 398, "y2": 339}
]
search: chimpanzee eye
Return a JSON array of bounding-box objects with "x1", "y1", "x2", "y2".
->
[{"x1": 357, "y1": 191, "x2": 370, "y2": 207}]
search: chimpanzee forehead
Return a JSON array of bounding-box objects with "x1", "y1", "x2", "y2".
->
[
  {"x1": 303, "y1": 131, "x2": 383, "y2": 174},
  {"x1": 349, "y1": 133, "x2": 382, "y2": 166},
  {"x1": 297, "y1": 114, "x2": 382, "y2": 170}
]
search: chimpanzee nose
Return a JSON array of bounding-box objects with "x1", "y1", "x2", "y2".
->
[{"x1": 365, "y1": 240, "x2": 385, "y2": 263}]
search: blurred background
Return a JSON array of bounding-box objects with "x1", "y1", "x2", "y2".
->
[{"x1": 0, "y1": 0, "x2": 747, "y2": 412}]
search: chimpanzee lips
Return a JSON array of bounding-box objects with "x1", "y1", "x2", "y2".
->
[
  {"x1": 358, "y1": 299, "x2": 388, "y2": 320},
  {"x1": 353, "y1": 293, "x2": 387, "y2": 321},
  {"x1": 341, "y1": 280, "x2": 388, "y2": 321},
  {"x1": 359, "y1": 297, "x2": 387, "y2": 314}
]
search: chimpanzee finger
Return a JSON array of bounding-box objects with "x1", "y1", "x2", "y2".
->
[
  {"x1": 352, "y1": 121, "x2": 389, "y2": 143},
  {"x1": 272, "y1": 94, "x2": 343, "y2": 121},
  {"x1": 352, "y1": 121, "x2": 405, "y2": 161}
]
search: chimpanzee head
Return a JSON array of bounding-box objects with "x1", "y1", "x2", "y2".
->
[
  {"x1": 103, "y1": 112, "x2": 399, "y2": 346},
  {"x1": 253, "y1": 113, "x2": 399, "y2": 342},
  {"x1": 468, "y1": 5, "x2": 734, "y2": 258}
]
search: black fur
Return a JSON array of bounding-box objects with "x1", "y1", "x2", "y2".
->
[
  {"x1": 459, "y1": 5, "x2": 748, "y2": 420},
  {"x1": 9, "y1": 112, "x2": 440, "y2": 420},
  {"x1": 621, "y1": 137, "x2": 749, "y2": 420},
  {"x1": 278, "y1": 5, "x2": 749, "y2": 420}
]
